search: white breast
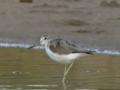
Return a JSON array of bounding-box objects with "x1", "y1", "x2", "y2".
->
[
  {"x1": 44, "y1": 40, "x2": 89, "y2": 64},
  {"x1": 45, "y1": 45, "x2": 88, "y2": 64}
]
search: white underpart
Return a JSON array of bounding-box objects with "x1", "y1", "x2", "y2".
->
[
  {"x1": 45, "y1": 43, "x2": 88, "y2": 64},
  {"x1": 57, "y1": 53, "x2": 87, "y2": 64}
]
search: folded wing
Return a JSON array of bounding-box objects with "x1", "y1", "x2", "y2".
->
[{"x1": 49, "y1": 38, "x2": 93, "y2": 55}]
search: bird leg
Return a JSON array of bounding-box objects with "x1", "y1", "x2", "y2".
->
[
  {"x1": 62, "y1": 62, "x2": 74, "y2": 84},
  {"x1": 62, "y1": 64, "x2": 67, "y2": 84},
  {"x1": 62, "y1": 64, "x2": 67, "y2": 90}
]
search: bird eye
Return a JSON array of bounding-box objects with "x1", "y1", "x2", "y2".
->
[{"x1": 44, "y1": 37, "x2": 47, "y2": 40}]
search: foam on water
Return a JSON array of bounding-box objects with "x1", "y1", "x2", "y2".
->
[
  {"x1": 0, "y1": 42, "x2": 120, "y2": 56},
  {"x1": 87, "y1": 48, "x2": 120, "y2": 56},
  {"x1": 0, "y1": 43, "x2": 42, "y2": 50}
]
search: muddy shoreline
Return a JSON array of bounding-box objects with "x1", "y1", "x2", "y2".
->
[{"x1": 0, "y1": 0, "x2": 120, "y2": 50}]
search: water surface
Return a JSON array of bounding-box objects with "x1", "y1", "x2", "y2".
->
[{"x1": 0, "y1": 48, "x2": 120, "y2": 90}]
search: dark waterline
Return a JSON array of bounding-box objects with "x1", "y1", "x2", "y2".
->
[{"x1": 0, "y1": 42, "x2": 120, "y2": 56}]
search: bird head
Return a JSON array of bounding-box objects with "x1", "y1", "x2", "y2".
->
[
  {"x1": 28, "y1": 34, "x2": 50, "y2": 50},
  {"x1": 39, "y1": 34, "x2": 49, "y2": 47}
]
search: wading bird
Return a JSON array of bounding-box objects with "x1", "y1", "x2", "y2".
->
[{"x1": 29, "y1": 35, "x2": 94, "y2": 85}]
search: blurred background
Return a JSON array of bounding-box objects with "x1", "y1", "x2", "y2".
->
[
  {"x1": 0, "y1": 0, "x2": 120, "y2": 49},
  {"x1": 0, "y1": 0, "x2": 120, "y2": 90}
]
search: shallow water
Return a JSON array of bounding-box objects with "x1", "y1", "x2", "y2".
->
[
  {"x1": 0, "y1": 0, "x2": 120, "y2": 90},
  {"x1": 0, "y1": 48, "x2": 120, "y2": 90}
]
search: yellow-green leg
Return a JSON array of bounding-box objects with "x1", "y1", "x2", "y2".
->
[{"x1": 62, "y1": 62, "x2": 74, "y2": 90}]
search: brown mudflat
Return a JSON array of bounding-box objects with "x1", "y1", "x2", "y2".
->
[{"x1": 0, "y1": 0, "x2": 120, "y2": 50}]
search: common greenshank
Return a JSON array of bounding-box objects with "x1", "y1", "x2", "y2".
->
[{"x1": 29, "y1": 35, "x2": 94, "y2": 85}]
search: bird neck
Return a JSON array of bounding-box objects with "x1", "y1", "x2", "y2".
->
[
  {"x1": 44, "y1": 40, "x2": 54, "y2": 54},
  {"x1": 44, "y1": 40, "x2": 50, "y2": 49}
]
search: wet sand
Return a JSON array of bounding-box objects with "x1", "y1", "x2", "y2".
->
[{"x1": 0, "y1": 0, "x2": 120, "y2": 50}]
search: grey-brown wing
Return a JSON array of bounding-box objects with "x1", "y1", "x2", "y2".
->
[
  {"x1": 49, "y1": 39, "x2": 73, "y2": 54},
  {"x1": 49, "y1": 38, "x2": 93, "y2": 54},
  {"x1": 59, "y1": 39, "x2": 93, "y2": 54}
]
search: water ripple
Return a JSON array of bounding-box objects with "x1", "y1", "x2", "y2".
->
[
  {"x1": 0, "y1": 43, "x2": 41, "y2": 50},
  {"x1": 87, "y1": 48, "x2": 120, "y2": 56},
  {"x1": 0, "y1": 42, "x2": 120, "y2": 56}
]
